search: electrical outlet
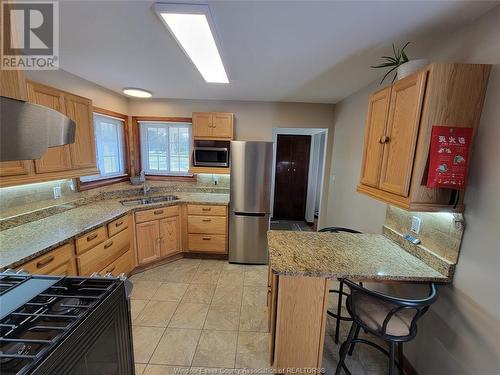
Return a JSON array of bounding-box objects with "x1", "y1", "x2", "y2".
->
[
  {"x1": 53, "y1": 186, "x2": 62, "y2": 199},
  {"x1": 212, "y1": 175, "x2": 219, "y2": 185},
  {"x1": 411, "y1": 216, "x2": 421, "y2": 234}
]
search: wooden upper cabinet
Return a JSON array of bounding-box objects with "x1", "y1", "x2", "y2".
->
[
  {"x1": 360, "y1": 87, "x2": 391, "y2": 187},
  {"x1": 212, "y1": 113, "x2": 233, "y2": 138},
  {"x1": 192, "y1": 112, "x2": 233, "y2": 139},
  {"x1": 64, "y1": 93, "x2": 96, "y2": 169},
  {"x1": 27, "y1": 81, "x2": 72, "y2": 173},
  {"x1": 357, "y1": 63, "x2": 491, "y2": 212},
  {"x1": 192, "y1": 112, "x2": 213, "y2": 138},
  {"x1": 378, "y1": 71, "x2": 427, "y2": 196},
  {"x1": 0, "y1": 161, "x2": 33, "y2": 177},
  {"x1": 135, "y1": 220, "x2": 161, "y2": 265},
  {"x1": 159, "y1": 216, "x2": 180, "y2": 257},
  {"x1": 0, "y1": 69, "x2": 28, "y2": 101}
]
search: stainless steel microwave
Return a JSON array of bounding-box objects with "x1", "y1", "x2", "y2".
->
[{"x1": 193, "y1": 140, "x2": 230, "y2": 167}]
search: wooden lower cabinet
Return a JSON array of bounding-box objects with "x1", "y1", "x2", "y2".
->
[
  {"x1": 136, "y1": 220, "x2": 161, "y2": 265},
  {"x1": 0, "y1": 161, "x2": 33, "y2": 177},
  {"x1": 100, "y1": 249, "x2": 134, "y2": 276},
  {"x1": 160, "y1": 216, "x2": 180, "y2": 257},
  {"x1": 18, "y1": 243, "x2": 77, "y2": 276},
  {"x1": 135, "y1": 207, "x2": 181, "y2": 265},
  {"x1": 187, "y1": 204, "x2": 228, "y2": 253},
  {"x1": 268, "y1": 273, "x2": 329, "y2": 370}
]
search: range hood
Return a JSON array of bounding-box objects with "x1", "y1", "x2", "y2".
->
[{"x1": 0, "y1": 96, "x2": 76, "y2": 161}]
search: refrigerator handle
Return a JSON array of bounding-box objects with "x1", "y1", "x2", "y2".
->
[{"x1": 233, "y1": 212, "x2": 267, "y2": 217}]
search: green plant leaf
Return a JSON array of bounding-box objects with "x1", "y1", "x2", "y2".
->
[
  {"x1": 401, "y1": 50, "x2": 409, "y2": 62},
  {"x1": 381, "y1": 56, "x2": 398, "y2": 63},
  {"x1": 380, "y1": 65, "x2": 398, "y2": 84},
  {"x1": 371, "y1": 62, "x2": 398, "y2": 68}
]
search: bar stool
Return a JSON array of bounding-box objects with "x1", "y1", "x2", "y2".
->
[
  {"x1": 318, "y1": 227, "x2": 362, "y2": 344},
  {"x1": 335, "y1": 279, "x2": 438, "y2": 375}
]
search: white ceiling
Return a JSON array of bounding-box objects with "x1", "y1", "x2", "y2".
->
[{"x1": 59, "y1": 0, "x2": 498, "y2": 103}]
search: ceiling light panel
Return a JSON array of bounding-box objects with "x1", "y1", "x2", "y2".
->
[
  {"x1": 155, "y1": 3, "x2": 229, "y2": 83},
  {"x1": 123, "y1": 88, "x2": 152, "y2": 98}
]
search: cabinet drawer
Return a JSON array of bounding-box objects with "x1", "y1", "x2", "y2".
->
[
  {"x1": 77, "y1": 228, "x2": 130, "y2": 276},
  {"x1": 100, "y1": 248, "x2": 133, "y2": 276},
  {"x1": 188, "y1": 234, "x2": 226, "y2": 253},
  {"x1": 188, "y1": 216, "x2": 227, "y2": 234},
  {"x1": 108, "y1": 214, "x2": 130, "y2": 237},
  {"x1": 75, "y1": 226, "x2": 107, "y2": 254},
  {"x1": 135, "y1": 205, "x2": 179, "y2": 223},
  {"x1": 20, "y1": 243, "x2": 76, "y2": 275},
  {"x1": 187, "y1": 204, "x2": 226, "y2": 216}
]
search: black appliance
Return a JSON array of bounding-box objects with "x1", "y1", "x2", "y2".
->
[
  {"x1": 193, "y1": 140, "x2": 230, "y2": 168},
  {"x1": 0, "y1": 270, "x2": 134, "y2": 375}
]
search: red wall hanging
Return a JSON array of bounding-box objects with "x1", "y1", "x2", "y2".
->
[{"x1": 426, "y1": 126, "x2": 473, "y2": 190}]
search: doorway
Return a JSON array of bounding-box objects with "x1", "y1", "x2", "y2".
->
[
  {"x1": 270, "y1": 128, "x2": 328, "y2": 230},
  {"x1": 273, "y1": 134, "x2": 311, "y2": 220}
]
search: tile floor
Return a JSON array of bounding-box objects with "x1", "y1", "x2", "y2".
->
[{"x1": 129, "y1": 259, "x2": 387, "y2": 375}]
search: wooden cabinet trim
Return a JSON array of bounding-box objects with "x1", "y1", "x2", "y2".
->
[
  {"x1": 187, "y1": 215, "x2": 227, "y2": 235},
  {"x1": 75, "y1": 226, "x2": 107, "y2": 255},
  {"x1": 19, "y1": 243, "x2": 76, "y2": 276},
  {"x1": 135, "y1": 205, "x2": 179, "y2": 223}
]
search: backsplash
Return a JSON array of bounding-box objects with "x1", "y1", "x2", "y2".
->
[
  {"x1": 0, "y1": 179, "x2": 81, "y2": 218},
  {"x1": 0, "y1": 174, "x2": 230, "y2": 222},
  {"x1": 384, "y1": 206, "x2": 464, "y2": 264}
]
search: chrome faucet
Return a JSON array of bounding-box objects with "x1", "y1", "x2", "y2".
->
[{"x1": 140, "y1": 170, "x2": 150, "y2": 198}]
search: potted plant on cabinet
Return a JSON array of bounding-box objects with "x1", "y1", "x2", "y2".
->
[{"x1": 372, "y1": 42, "x2": 428, "y2": 84}]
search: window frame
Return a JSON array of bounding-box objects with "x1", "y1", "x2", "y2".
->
[
  {"x1": 77, "y1": 107, "x2": 131, "y2": 191},
  {"x1": 132, "y1": 116, "x2": 195, "y2": 181}
]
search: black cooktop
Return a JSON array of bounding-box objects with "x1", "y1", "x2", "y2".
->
[{"x1": 0, "y1": 272, "x2": 120, "y2": 375}]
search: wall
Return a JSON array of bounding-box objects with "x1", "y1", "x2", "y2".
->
[
  {"x1": 130, "y1": 99, "x2": 335, "y2": 227},
  {"x1": 325, "y1": 6, "x2": 500, "y2": 374}
]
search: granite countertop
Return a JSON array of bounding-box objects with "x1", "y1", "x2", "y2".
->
[
  {"x1": 267, "y1": 231, "x2": 449, "y2": 282},
  {"x1": 0, "y1": 192, "x2": 229, "y2": 270}
]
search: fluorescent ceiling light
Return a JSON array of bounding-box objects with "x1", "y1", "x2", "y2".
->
[
  {"x1": 123, "y1": 88, "x2": 152, "y2": 98},
  {"x1": 155, "y1": 3, "x2": 229, "y2": 84}
]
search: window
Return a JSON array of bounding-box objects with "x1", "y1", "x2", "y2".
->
[
  {"x1": 80, "y1": 113, "x2": 127, "y2": 182},
  {"x1": 139, "y1": 121, "x2": 191, "y2": 175}
]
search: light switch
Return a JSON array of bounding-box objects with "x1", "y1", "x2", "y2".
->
[{"x1": 411, "y1": 216, "x2": 421, "y2": 234}]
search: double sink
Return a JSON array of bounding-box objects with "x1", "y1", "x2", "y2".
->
[{"x1": 120, "y1": 195, "x2": 179, "y2": 206}]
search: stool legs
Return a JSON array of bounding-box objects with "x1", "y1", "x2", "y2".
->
[
  {"x1": 335, "y1": 322, "x2": 358, "y2": 375},
  {"x1": 334, "y1": 279, "x2": 345, "y2": 344},
  {"x1": 348, "y1": 324, "x2": 360, "y2": 356},
  {"x1": 389, "y1": 342, "x2": 396, "y2": 375},
  {"x1": 398, "y1": 343, "x2": 404, "y2": 375}
]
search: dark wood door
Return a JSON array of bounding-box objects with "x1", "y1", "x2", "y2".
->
[{"x1": 273, "y1": 135, "x2": 311, "y2": 220}]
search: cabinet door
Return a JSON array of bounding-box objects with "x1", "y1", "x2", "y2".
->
[
  {"x1": 359, "y1": 87, "x2": 391, "y2": 187},
  {"x1": 0, "y1": 161, "x2": 33, "y2": 177},
  {"x1": 212, "y1": 113, "x2": 233, "y2": 139},
  {"x1": 192, "y1": 113, "x2": 213, "y2": 138},
  {"x1": 159, "y1": 216, "x2": 180, "y2": 257},
  {"x1": 27, "y1": 82, "x2": 72, "y2": 173},
  {"x1": 135, "y1": 220, "x2": 160, "y2": 265},
  {"x1": 65, "y1": 94, "x2": 97, "y2": 169},
  {"x1": 379, "y1": 71, "x2": 427, "y2": 196},
  {"x1": 0, "y1": 70, "x2": 28, "y2": 100}
]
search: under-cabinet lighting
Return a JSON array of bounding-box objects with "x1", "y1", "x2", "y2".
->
[
  {"x1": 123, "y1": 88, "x2": 153, "y2": 98},
  {"x1": 155, "y1": 3, "x2": 229, "y2": 84}
]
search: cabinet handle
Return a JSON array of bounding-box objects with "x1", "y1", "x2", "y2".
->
[
  {"x1": 379, "y1": 135, "x2": 390, "y2": 144},
  {"x1": 36, "y1": 255, "x2": 55, "y2": 269},
  {"x1": 104, "y1": 241, "x2": 114, "y2": 249},
  {"x1": 106, "y1": 265, "x2": 116, "y2": 273},
  {"x1": 86, "y1": 233, "x2": 98, "y2": 241},
  {"x1": 154, "y1": 210, "x2": 164, "y2": 215},
  {"x1": 115, "y1": 220, "x2": 124, "y2": 227},
  {"x1": 202, "y1": 207, "x2": 211, "y2": 211},
  {"x1": 202, "y1": 219, "x2": 212, "y2": 222},
  {"x1": 202, "y1": 236, "x2": 211, "y2": 240}
]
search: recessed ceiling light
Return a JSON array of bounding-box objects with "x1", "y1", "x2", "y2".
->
[
  {"x1": 155, "y1": 3, "x2": 229, "y2": 84},
  {"x1": 123, "y1": 88, "x2": 152, "y2": 98}
]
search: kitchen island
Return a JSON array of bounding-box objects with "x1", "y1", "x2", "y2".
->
[{"x1": 266, "y1": 230, "x2": 450, "y2": 371}]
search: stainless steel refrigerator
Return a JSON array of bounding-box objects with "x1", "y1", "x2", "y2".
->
[{"x1": 229, "y1": 141, "x2": 274, "y2": 264}]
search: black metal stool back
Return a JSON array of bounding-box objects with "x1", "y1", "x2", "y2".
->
[
  {"x1": 335, "y1": 279, "x2": 438, "y2": 375},
  {"x1": 318, "y1": 226, "x2": 361, "y2": 344}
]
